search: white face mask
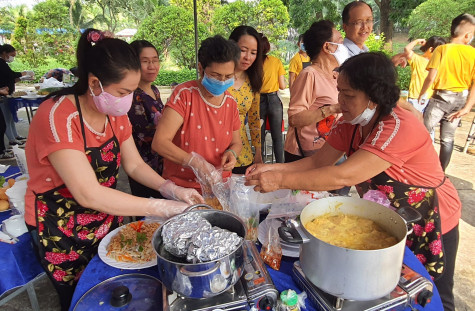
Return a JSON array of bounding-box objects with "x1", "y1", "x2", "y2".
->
[
  {"x1": 328, "y1": 42, "x2": 350, "y2": 65},
  {"x1": 6, "y1": 56, "x2": 14, "y2": 63},
  {"x1": 349, "y1": 100, "x2": 376, "y2": 126}
]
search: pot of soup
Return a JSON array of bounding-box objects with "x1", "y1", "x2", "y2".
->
[{"x1": 278, "y1": 196, "x2": 420, "y2": 301}]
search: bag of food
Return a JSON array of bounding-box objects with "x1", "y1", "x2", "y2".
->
[
  {"x1": 229, "y1": 176, "x2": 259, "y2": 241},
  {"x1": 260, "y1": 223, "x2": 282, "y2": 270}
]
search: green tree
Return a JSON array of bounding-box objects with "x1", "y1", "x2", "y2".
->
[
  {"x1": 212, "y1": 0, "x2": 256, "y2": 36},
  {"x1": 407, "y1": 0, "x2": 475, "y2": 40},
  {"x1": 169, "y1": 0, "x2": 221, "y2": 31},
  {"x1": 389, "y1": 0, "x2": 426, "y2": 29},
  {"x1": 289, "y1": 0, "x2": 339, "y2": 34},
  {"x1": 135, "y1": 5, "x2": 210, "y2": 69},
  {"x1": 255, "y1": 0, "x2": 290, "y2": 42}
]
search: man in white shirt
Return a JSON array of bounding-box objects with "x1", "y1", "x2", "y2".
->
[{"x1": 342, "y1": 1, "x2": 373, "y2": 56}]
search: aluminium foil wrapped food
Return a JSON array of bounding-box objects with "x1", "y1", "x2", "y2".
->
[{"x1": 162, "y1": 213, "x2": 242, "y2": 263}]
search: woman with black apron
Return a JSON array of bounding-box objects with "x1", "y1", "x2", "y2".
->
[
  {"x1": 24, "y1": 29, "x2": 202, "y2": 311},
  {"x1": 246, "y1": 53, "x2": 461, "y2": 311}
]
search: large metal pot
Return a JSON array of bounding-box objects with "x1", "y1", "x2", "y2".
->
[
  {"x1": 152, "y1": 205, "x2": 246, "y2": 299},
  {"x1": 279, "y1": 196, "x2": 419, "y2": 301}
]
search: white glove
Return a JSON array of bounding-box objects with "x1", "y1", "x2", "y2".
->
[
  {"x1": 184, "y1": 152, "x2": 222, "y2": 188},
  {"x1": 145, "y1": 198, "x2": 189, "y2": 219},
  {"x1": 159, "y1": 179, "x2": 204, "y2": 204}
]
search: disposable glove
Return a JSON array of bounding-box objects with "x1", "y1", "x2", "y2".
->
[
  {"x1": 145, "y1": 198, "x2": 189, "y2": 219},
  {"x1": 184, "y1": 152, "x2": 222, "y2": 188},
  {"x1": 159, "y1": 179, "x2": 204, "y2": 204}
]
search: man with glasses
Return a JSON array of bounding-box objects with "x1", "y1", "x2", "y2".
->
[{"x1": 342, "y1": 1, "x2": 373, "y2": 56}]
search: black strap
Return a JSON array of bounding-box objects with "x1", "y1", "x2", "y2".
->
[
  {"x1": 74, "y1": 94, "x2": 88, "y2": 150},
  {"x1": 294, "y1": 128, "x2": 306, "y2": 157}
]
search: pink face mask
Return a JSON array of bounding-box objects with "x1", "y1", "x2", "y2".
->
[{"x1": 89, "y1": 81, "x2": 133, "y2": 116}]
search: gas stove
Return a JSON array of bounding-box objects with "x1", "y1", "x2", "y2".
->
[
  {"x1": 292, "y1": 261, "x2": 434, "y2": 311},
  {"x1": 162, "y1": 240, "x2": 278, "y2": 311}
]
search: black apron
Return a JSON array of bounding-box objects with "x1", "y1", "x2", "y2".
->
[
  {"x1": 349, "y1": 126, "x2": 445, "y2": 280},
  {"x1": 35, "y1": 95, "x2": 123, "y2": 286}
]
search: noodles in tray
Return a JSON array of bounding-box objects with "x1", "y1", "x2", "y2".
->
[{"x1": 106, "y1": 221, "x2": 160, "y2": 263}]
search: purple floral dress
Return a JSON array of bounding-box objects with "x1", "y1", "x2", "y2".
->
[{"x1": 127, "y1": 86, "x2": 164, "y2": 174}]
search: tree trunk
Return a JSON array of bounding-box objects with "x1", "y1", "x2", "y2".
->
[{"x1": 374, "y1": 0, "x2": 393, "y2": 47}]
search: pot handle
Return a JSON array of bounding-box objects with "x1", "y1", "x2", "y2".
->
[
  {"x1": 397, "y1": 207, "x2": 422, "y2": 225},
  {"x1": 184, "y1": 204, "x2": 213, "y2": 212},
  {"x1": 278, "y1": 226, "x2": 305, "y2": 244},
  {"x1": 179, "y1": 261, "x2": 221, "y2": 277}
]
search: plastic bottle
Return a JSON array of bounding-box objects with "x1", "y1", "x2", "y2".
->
[{"x1": 278, "y1": 289, "x2": 300, "y2": 311}]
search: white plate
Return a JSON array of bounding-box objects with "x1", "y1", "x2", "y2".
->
[
  {"x1": 20, "y1": 95, "x2": 45, "y2": 100},
  {"x1": 98, "y1": 221, "x2": 159, "y2": 270},
  {"x1": 258, "y1": 219, "x2": 300, "y2": 258}
]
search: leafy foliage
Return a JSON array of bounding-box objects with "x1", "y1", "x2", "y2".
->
[
  {"x1": 255, "y1": 0, "x2": 290, "y2": 42},
  {"x1": 155, "y1": 68, "x2": 197, "y2": 85},
  {"x1": 389, "y1": 0, "x2": 426, "y2": 29},
  {"x1": 407, "y1": 0, "x2": 475, "y2": 40},
  {"x1": 395, "y1": 66, "x2": 411, "y2": 91},
  {"x1": 288, "y1": 0, "x2": 340, "y2": 34},
  {"x1": 212, "y1": 1, "x2": 256, "y2": 36},
  {"x1": 169, "y1": 0, "x2": 221, "y2": 31},
  {"x1": 135, "y1": 5, "x2": 210, "y2": 69}
]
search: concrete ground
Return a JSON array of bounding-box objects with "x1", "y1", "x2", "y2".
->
[{"x1": 1, "y1": 87, "x2": 474, "y2": 310}]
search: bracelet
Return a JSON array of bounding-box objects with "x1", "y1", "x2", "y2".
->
[
  {"x1": 225, "y1": 149, "x2": 237, "y2": 159},
  {"x1": 320, "y1": 106, "x2": 326, "y2": 119}
]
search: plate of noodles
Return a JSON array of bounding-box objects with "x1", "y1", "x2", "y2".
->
[{"x1": 98, "y1": 220, "x2": 161, "y2": 269}]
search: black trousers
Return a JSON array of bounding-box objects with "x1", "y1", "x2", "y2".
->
[
  {"x1": 434, "y1": 224, "x2": 459, "y2": 311},
  {"x1": 0, "y1": 98, "x2": 7, "y2": 154},
  {"x1": 128, "y1": 176, "x2": 163, "y2": 199}
]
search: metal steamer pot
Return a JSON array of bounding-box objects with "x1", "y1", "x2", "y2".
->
[
  {"x1": 278, "y1": 197, "x2": 420, "y2": 301},
  {"x1": 152, "y1": 205, "x2": 246, "y2": 299}
]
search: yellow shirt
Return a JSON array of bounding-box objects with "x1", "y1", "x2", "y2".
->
[
  {"x1": 227, "y1": 77, "x2": 261, "y2": 167},
  {"x1": 261, "y1": 55, "x2": 285, "y2": 93},
  {"x1": 289, "y1": 52, "x2": 310, "y2": 76},
  {"x1": 427, "y1": 43, "x2": 475, "y2": 92},
  {"x1": 408, "y1": 54, "x2": 434, "y2": 99}
]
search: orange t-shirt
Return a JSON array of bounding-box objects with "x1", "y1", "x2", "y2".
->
[
  {"x1": 162, "y1": 80, "x2": 241, "y2": 190},
  {"x1": 327, "y1": 106, "x2": 461, "y2": 234},
  {"x1": 24, "y1": 96, "x2": 132, "y2": 226}
]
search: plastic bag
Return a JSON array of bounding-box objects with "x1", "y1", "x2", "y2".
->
[
  {"x1": 266, "y1": 190, "x2": 331, "y2": 219},
  {"x1": 363, "y1": 190, "x2": 395, "y2": 210},
  {"x1": 229, "y1": 176, "x2": 259, "y2": 241},
  {"x1": 12, "y1": 145, "x2": 28, "y2": 175},
  {"x1": 260, "y1": 224, "x2": 282, "y2": 270}
]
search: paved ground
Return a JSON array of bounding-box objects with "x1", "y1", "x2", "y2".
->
[{"x1": 1, "y1": 87, "x2": 474, "y2": 310}]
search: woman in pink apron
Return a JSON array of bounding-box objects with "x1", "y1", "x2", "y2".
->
[
  {"x1": 246, "y1": 52, "x2": 461, "y2": 311},
  {"x1": 24, "y1": 29, "x2": 202, "y2": 311}
]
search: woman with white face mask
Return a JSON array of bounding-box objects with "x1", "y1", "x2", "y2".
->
[
  {"x1": 284, "y1": 20, "x2": 347, "y2": 163},
  {"x1": 246, "y1": 53, "x2": 461, "y2": 306},
  {"x1": 24, "y1": 29, "x2": 202, "y2": 311},
  {"x1": 0, "y1": 44, "x2": 35, "y2": 154}
]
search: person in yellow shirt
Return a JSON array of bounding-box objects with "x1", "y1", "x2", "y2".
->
[
  {"x1": 288, "y1": 35, "x2": 310, "y2": 89},
  {"x1": 260, "y1": 34, "x2": 286, "y2": 163},
  {"x1": 419, "y1": 13, "x2": 475, "y2": 174},
  {"x1": 398, "y1": 37, "x2": 447, "y2": 112},
  {"x1": 228, "y1": 26, "x2": 264, "y2": 174}
]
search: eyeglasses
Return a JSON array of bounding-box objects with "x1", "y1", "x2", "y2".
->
[
  {"x1": 348, "y1": 19, "x2": 374, "y2": 28},
  {"x1": 141, "y1": 59, "x2": 160, "y2": 66}
]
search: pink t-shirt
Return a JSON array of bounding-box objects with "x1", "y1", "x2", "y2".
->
[
  {"x1": 327, "y1": 106, "x2": 461, "y2": 234},
  {"x1": 162, "y1": 80, "x2": 241, "y2": 190},
  {"x1": 24, "y1": 96, "x2": 132, "y2": 226},
  {"x1": 285, "y1": 66, "x2": 338, "y2": 156}
]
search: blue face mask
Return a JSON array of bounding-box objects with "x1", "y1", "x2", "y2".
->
[
  {"x1": 300, "y1": 43, "x2": 306, "y2": 52},
  {"x1": 201, "y1": 73, "x2": 234, "y2": 96}
]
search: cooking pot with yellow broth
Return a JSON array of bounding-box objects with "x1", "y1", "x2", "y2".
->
[{"x1": 278, "y1": 197, "x2": 420, "y2": 301}]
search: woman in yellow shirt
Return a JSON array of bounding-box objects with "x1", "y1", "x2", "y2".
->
[
  {"x1": 260, "y1": 34, "x2": 286, "y2": 163},
  {"x1": 228, "y1": 26, "x2": 264, "y2": 174}
]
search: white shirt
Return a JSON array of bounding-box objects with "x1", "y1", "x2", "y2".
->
[{"x1": 343, "y1": 38, "x2": 369, "y2": 56}]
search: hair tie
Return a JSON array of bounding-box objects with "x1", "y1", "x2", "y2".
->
[{"x1": 87, "y1": 30, "x2": 105, "y2": 43}]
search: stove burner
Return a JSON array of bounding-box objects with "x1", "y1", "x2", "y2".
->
[
  {"x1": 163, "y1": 241, "x2": 278, "y2": 311},
  {"x1": 292, "y1": 261, "x2": 433, "y2": 311}
]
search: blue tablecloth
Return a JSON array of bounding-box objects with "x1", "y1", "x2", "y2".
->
[
  {"x1": 71, "y1": 245, "x2": 443, "y2": 311},
  {"x1": 8, "y1": 97, "x2": 44, "y2": 122},
  {"x1": 0, "y1": 166, "x2": 44, "y2": 298}
]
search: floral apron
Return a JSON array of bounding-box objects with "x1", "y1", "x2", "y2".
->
[
  {"x1": 349, "y1": 126, "x2": 445, "y2": 280},
  {"x1": 35, "y1": 95, "x2": 123, "y2": 286}
]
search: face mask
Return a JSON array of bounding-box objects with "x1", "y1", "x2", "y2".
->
[
  {"x1": 201, "y1": 73, "x2": 234, "y2": 96},
  {"x1": 349, "y1": 100, "x2": 376, "y2": 126},
  {"x1": 6, "y1": 56, "x2": 14, "y2": 63},
  {"x1": 328, "y1": 42, "x2": 350, "y2": 65},
  {"x1": 468, "y1": 35, "x2": 474, "y2": 45},
  {"x1": 300, "y1": 43, "x2": 306, "y2": 52},
  {"x1": 89, "y1": 81, "x2": 133, "y2": 116}
]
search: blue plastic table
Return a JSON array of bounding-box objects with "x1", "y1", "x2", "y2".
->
[
  {"x1": 8, "y1": 97, "x2": 44, "y2": 123},
  {"x1": 0, "y1": 166, "x2": 45, "y2": 311}
]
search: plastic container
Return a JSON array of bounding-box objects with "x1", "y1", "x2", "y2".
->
[{"x1": 278, "y1": 290, "x2": 300, "y2": 311}]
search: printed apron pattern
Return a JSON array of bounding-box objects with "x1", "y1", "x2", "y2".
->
[{"x1": 35, "y1": 95, "x2": 124, "y2": 286}]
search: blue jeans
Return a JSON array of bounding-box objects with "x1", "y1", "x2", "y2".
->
[
  {"x1": 0, "y1": 97, "x2": 19, "y2": 142},
  {"x1": 423, "y1": 91, "x2": 466, "y2": 171},
  {"x1": 260, "y1": 93, "x2": 284, "y2": 163}
]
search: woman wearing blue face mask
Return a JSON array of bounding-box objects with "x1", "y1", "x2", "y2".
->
[
  {"x1": 152, "y1": 35, "x2": 242, "y2": 192},
  {"x1": 24, "y1": 28, "x2": 202, "y2": 311},
  {"x1": 284, "y1": 20, "x2": 345, "y2": 163},
  {"x1": 246, "y1": 53, "x2": 461, "y2": 308}
]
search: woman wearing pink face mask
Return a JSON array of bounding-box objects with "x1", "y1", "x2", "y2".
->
[{"x1": 24, "y1": 28, "x2": 202, "y2": 311}]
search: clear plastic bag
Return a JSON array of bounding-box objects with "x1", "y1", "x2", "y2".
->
[
  {"x1": 260, "y1": 224, "x2": 282, "y2": 270},
  {"x1": 229, "y1": 176, "x2": 259, "y2": 241}
]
